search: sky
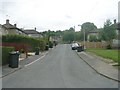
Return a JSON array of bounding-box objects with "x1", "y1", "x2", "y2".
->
[{"x1": 0, "y1": 0, "x2": 119, "y2": 32}]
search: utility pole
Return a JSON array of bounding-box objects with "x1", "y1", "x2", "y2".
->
[
  {"x1": 78, "y1": 24, "x2": 85, "y2": 49},
  {"x1": 74, "y1": 26, "x2": 75, "y2": 31},
  {"x1": 74, "y1": 26, "x2": 75, "y2": 42}
]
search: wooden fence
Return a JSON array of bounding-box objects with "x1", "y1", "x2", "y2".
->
[{"x1": 79, "y1": 41, "x2": 107, "y2": 48}]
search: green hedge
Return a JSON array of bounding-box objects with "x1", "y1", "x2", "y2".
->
[
  {"x1": 2, "y1": 46, "x2": 15, "y2": 65},
  {"x1": 2, "y1": 35, "x2": 48, "y2": 52},
  {"x1": 39, "y1": 39, "x2": 46, "y2": 51},
  {"x1": 49, "y1": 41, "x2": 53, "y2": 48}
]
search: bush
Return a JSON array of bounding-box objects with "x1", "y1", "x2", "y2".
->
[
  {"x1": 106, "y1": 44, "x2": 112, "y2": 49},
  {"x1": 2, "y1": 35, "x2": 47, "y2": 52},
  {"x1": 49, "y1": 41, "x2": 53, "y2": 48},
  {"x1": 2, "y1": 46, "x2": 15, "y2": 65},
  {"x1": 39, "y1": 39, "x2": 46, "y2": 51},
  {"x1": 89, "y1": 35, "x2": 98, "y2": 42}
]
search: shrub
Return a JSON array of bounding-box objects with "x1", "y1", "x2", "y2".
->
[
  {"x1": 39, "y1": 39, "x2": 46, "y2": 51},
  {"x1": 106, "y1": 44, "x2": 112, "y2": 49},
  {"x1": 1, "y1": 46, "x2": 15, "y2": 65},
  {"x1": 89, "y1": 35, "x2": 98, "y2": 42},
  {"x1": 49, "y1": 41, "x2": 53, "y2": 48},
  {"x1": 2, "y1": 35, "x2": 47, "y2": 52}
]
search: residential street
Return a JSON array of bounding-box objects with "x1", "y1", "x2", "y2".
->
[{"x1": 2, "y1": 44, "x2": 118, "y2": 88}]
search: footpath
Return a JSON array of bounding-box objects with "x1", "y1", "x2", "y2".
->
[
  {"x1": 76, "y1": 51, "x2": 119, "y2": 82},
  {"x1": 2, "y1": 47, "x2": 55, "y2": 78}
]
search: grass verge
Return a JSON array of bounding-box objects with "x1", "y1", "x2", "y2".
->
[{"x1": 86, "y1": 48, "x2": 119, "y2": 63}]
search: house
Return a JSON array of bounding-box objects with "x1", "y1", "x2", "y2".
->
[
  {"x1": 87, "y1": 30, "x2": 99, "y2": 41},
  {"x1": 49, "y1": 35, "x2": 62, "y2": 43},
  {"x1": 1, "y1": 19, "x2": 27, "y2": 35},
  {"x1": 23, "y1": 28, "x2": 43, "y2": 38},
  {"x1": 112, "y1": 19, "x2": 120, "y2": 48},
  {"x1": 0, "y1": 24, "x2": 8, "y2": 35}
]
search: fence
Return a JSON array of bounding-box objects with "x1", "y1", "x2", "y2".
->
[{"x1": 79, "y1": 41, "x2": 107, "y2": 48}]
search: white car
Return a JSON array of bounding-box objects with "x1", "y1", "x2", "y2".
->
[{"x1": 71, "y1": 43, "x2": 79, "y2": 50}]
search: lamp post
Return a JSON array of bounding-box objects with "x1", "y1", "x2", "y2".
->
[
  {"x1": 118, "y1": 23, "x2": 120, "y2": 49},
  {"x1": 78, "y1": 24, "x2": 85, "y2": 49},
  {"x1": 74, "y1": 26, "x2": 75, "y2": 42}
]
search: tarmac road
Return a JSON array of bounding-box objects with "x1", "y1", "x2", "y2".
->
[{"x1": 2, "y1": 44, "x2": 118, "y2": 88}]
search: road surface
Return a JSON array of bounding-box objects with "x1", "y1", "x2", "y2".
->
[{"x1": 2, "y1": 44, "x2": 118, "y2": 88}]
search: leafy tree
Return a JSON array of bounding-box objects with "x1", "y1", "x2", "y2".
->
[
  {"x1": 62, "y1": 27, "x2": 75, "y2": 42},
  {"x1": 75, "y1": 31, "x2": 83, "y2": 41},
  {"x1": 99, "y1": 19, "x2": 116, "y2": 48},
  {"x1": 89, "y1": 35, "x2": 98, "y2": 42},
  {"x1": 81, "y1": 22, "x2": 97, "y2": 41}
]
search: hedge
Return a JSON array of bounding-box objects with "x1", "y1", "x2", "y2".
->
[
  {"x1": 49, "y1": 41, "x2": 53, "y2": 48},
  {"x1": 1, "y1": 46, "x2": 15, "y2": 66},
  {"x1": 2, "y1": 35, "x2": 48, "y2": 52}
]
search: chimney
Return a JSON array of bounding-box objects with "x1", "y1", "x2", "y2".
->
[
  {"x1": 35, "y1": 27, "x2": 36, "y2": 31},
  {"x1": 14, "y1": 24, "x2": 17, "y2": 27},
  {"x1": 114, "y1": 19, "x2": 116, "y2": 24},
  {"x1": 6, "y1": 19, "x2": 9, "y2": 24}
]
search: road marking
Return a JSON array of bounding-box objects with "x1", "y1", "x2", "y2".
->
[{"x1": 25, "y1": 55, "x2": 45, "y2": 67}]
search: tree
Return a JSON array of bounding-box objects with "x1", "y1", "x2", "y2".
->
[
  {"x1": 89, "y1": 35, "x2": 98, "y2": 42},
  {"x1": 62, "y1": 27, "x2": 75, "y2": 42},
  {"x1": 81, "y1": 22, "x2": 97, "y2": 41},
  {"x1": 75, "y1": 31, "x2": 83, "y2": 41},
  {"x1": 100, "y1": 19, "x2": 116, "y2": 49}
]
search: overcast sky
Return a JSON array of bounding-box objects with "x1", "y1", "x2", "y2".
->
[{"x1": 0, "y1": 0, "x2": 119, "y2": 32}]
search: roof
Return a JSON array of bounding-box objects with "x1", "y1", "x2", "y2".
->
[
  {"x1": 3, "y1": 24, "x2": 27, "y2": 34},
  {"x1": 24, "y1": 30, "x2": 40, "y2": 34},
  {"x1": 3, "y1": 23, "x2": 17, "y2": 29},
  {"x1": 0, "y1": 24, "x2": 7, "y2": 29}
]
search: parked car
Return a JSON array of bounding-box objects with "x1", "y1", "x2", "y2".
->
[{"x1": 71, "y1": 43, "x2": 79, "y2": 50}]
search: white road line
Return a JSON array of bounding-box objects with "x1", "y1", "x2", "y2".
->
[{"x1": 25, "y1": 55, "x2": 45, "y2": 67}]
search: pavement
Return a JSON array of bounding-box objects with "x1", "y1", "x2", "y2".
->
[
  {"x1": 76, "y1": 51, "x2": 119, "y2": 82},
  {"x1": 2, "y1": 44, "x2": 118, "y2": 88},
  {"x1": 2, "y1": 48, "x2": 53, "y2": 78}
]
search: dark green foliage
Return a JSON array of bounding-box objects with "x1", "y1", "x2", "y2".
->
[
  {"x1": 49, "y1": 41, "x2": 53, "y2": 48},
  {"x1": 106, "y1": 44, "x2": 112, "y2": 49},
  {"x1": 81, "y1": 22, "x2": 97, "y2": 41},
  {"x1": 99, "y1": 19, "x2": 117, "y2": 49},
  {"x1": 2, "y1": 46, "x2": 15, "y2": 65},
  {"x1": 75, "y1": 31, "x2": 83, "y2": 41},
  {"x1": 89, "y1": 35, "x2": 98, "y2": 42},
  {"x1": 39, "y1": 39, "x2": 46, "y2": 51},
  {"x1": 2, "y1": 35, "x2": 47, "y2": 52},
  {"x1": 62, "y1": 27, "x2": 75, "y2": 42}
]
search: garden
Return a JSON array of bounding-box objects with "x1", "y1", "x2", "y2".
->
[{"x1": 1, "y1": 34, "x2": 54, "y2": 66}]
